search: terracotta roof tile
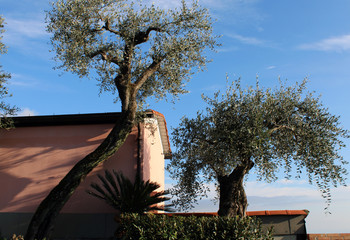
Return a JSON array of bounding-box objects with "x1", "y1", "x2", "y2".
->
[
  {"x1": 146, "y1": 109, "x2": 172, "y2": 159},
  {"x1": 159, "y1": 210, "x2": 309, "y2": 217},
  {"x1": 308, "y1": 233, "x2": 350, "y2": 240},
  {"x1": 246, "y1": 210, "x2": 309, "y2": 216}
]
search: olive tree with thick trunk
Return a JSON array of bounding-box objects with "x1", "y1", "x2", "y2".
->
[
  {"x1": 168, "y1": 79, "x2": 349, "y2": 217},
  {"x1": 25, "y1": 1, "x2": 218, "y2": 239}
]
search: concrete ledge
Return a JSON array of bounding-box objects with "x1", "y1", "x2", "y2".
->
[{"x1": 0, "y1": 212, "x2": 117, "y2": 239}]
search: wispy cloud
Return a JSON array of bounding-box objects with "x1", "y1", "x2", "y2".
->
[
  {"x1": 2, "y1": 17, "x2": 50, "y2": 58},
  {"x1": 266, "y1": 65, "x2": 276, "y2": 70},
  {"x1": 144, "y1": 0, "x2": 261, "y2": 13},
  {"x1": 17, "y1": 108, "x2": 37, "y2": 116},
  {"x1": 166, "y1": 178, "x2": 350, "y2": 233},
  {"x1": 298, "y1": 34, "x2": 350, "y2": 52},
  {"x1": 9, "y1": 73, "x2": 75, "y2": 94},
  {"x1": 217, "y1": 46, "x2": 239, "y2": 53},
  {"x1": 5, "y1": 18, "x2": 48, "y2": 39},
  {"x1": 9, "y1": 74, "x2": 40, "y2": 88},
  {"x1": 202, "y1": 0, "x2": 260, "y2": 12},
  {"x1": 141, "y1": 0, "x2": 184, "y2": 10},
  {"x1": 226, "y1": 33, "x2": 264, "y2": 46},
  {"x1": 245, "y1": 180, "x2": 319, "y2": 198},
  {"x1": 203, "y1": 0, "x2": 264, "y2": 32}
]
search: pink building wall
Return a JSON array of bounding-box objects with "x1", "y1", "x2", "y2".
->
[
  {"x1": 0, "y1": 114, "x2": 168, "y2": 215},
  {"x1": 142, "y1": 119, "x2": 165, "y2": 193}
]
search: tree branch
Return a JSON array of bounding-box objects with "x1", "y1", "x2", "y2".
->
[
  {"x1": 87, "y1": 49, "x2": 107, "y2": 59},
  {"x1": 87, "y1": 48, "x2": 121, "y2": 65},
  {"x1": 134, "y1": 27, "x2": 163, "y2": 45},
  {"x1": 160, "y1": 15, "x2": 195, "y2": 30},
  {"x1": 134, "y1": 55, "x2": 166, "y2": 90},
  {"x1": 269, "y1": 124, "x2": 295, "y2": 134},
  {"x1": 102, "y1": 18, "x2": 120, "y2": 35}
]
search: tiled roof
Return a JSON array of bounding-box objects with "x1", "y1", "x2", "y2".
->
[
  {"x1": 308, "y1": 233, "x2": 350, "y2": 240},
  {"x1": 246, "y1": 210, "x2": 309, "y2": 216},
  {"x1": 146, "y1": 110, "x2": 172, "y2": 159},
  {"x1": 160, "y1": 210, "x2": 309, "y2": 217}
]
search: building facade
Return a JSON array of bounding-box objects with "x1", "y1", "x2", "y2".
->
[{"x1": 0, "y1": 111, "x2": 171, "y2": 239}]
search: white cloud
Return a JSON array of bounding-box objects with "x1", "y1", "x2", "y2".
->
[
  {"x1": 298, "y1": 34, "x2": 350, "y2": 52},
  {"x1": 202, "y1": 0, "x2": 264, "y2": 31},
  {"x1": 165, "y1": 178, "x2": 350, "y2": 232},
  {"x1": 226, "y1": 33, "x2": 264, "y2": 46},
  {"x1": 17, "y1": 108, "x2": 37, "y2": 116},
  {"x1": 2, "y1": 17, "x2": 50, "y2": 57},
  {"x1": 144, "y1": 0, "x2": 261, "y2": 12},
  {"x1": 275, "y1": 178, "x2": 308, "y2": 185},
  {"x1": 5, "y1": 18, "x2": 48, "y2": 39},
  {"x1": 139, "y1": 0, "x2": 183, "y2": 10},
  {"x1": 202, "y1": 0, "x2": 260, "y2": 12},
  {"x1": 245, "y1": 180, "x2": 319, "y2": 198},
  {"x1": 266, "y1": 65, "x2": 276, "y2": 70},
  {"x1": 9, "y1": 74, "x2": 40, "y2": 88},
  {"x1": 217, "y1": 46, "x2": 239, "y2": 52},
  {"x1": 143, "y1": 0, "x2": 264, "y2": 30}
]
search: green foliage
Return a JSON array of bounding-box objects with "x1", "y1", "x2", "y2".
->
[
  {"x1": 87, "y1": 170, "x2": 173, "y2": 213},
  {"x1": 0, "y1": 16, "x2": 18, "y2": 129},
  {"x1": 0, "y1": 234, "x2": 25, "y2": 240},
  {"x1": 119, "y1": 213, "x2": 273, "y2": 240},
  {"x1": 25, "y1": 1, "x2": 217, "y2": 239},
  {"x1": 46, "y1": 0, "x2": 218, "y2": 105},
  {"x1": 168, "y1": 78, "x2": 349, "y2": 210}
]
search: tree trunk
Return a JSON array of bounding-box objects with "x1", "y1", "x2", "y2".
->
[
  {"x1": 217, "y1": 161, "x2": 254, "y2": 217},
  {"x1": 24, "y1": 110, "x2": 135, "y2": 240}
]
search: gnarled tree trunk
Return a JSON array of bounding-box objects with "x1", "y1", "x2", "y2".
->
[
  {"x1": 217, "y1": 160, "x2": 254, "y2": 217},
  {"x1": 25, "y1": 107, "x2": 136, "y2": 240},
  {"x1": 24, "y1": 23, "x2": 167, "y2": 239}
]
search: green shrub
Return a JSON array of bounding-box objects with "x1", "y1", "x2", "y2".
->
[
  {"x1": 119, "y1": 213, "x2": 273, "y2": 240},
  {"x1": 0, "y1": 234, "x2": 24, "y2": 240}
]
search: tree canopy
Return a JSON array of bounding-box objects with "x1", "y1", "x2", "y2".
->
[
  {"x1": 0, "y1": 16, "x2": 18, "y2": 128},
  {"x1": 47, "y1": 0, "x2": 218, "y2": 109},
  {"x1": 168, "y1": 78, "x2": 349, "y2": 215},
  {"x1": 26, "y1": 1, "x2": 218, "y2": 239}
]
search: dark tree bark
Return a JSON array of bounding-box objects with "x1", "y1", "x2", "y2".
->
[
  {"x1": 217, "y1": 160, "x2": 254, "y2": 217},
  {"x1": 24, "y1": 109, "x2": 135, "y2": 240},
  {"x1": 24, "y1": 27, "x2": 167, "y2": 240},
  {"x1": 25, "y1": 80, "x2": 139, "y2": 239}
]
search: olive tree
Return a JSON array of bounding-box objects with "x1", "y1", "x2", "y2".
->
[
  {"x1": 0, "y1": 16, "x2": 18, "y2": 128},
  {"x1": 25, "y1": 1, "x2": 218, "y2": 239},
  {"x1": 168, "y1": 79, "x2": 349, "y2": 217}
]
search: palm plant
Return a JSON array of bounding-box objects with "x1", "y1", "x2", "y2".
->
[{"x1": 87, "y1": 170, "x2": 173, "y2": 214}]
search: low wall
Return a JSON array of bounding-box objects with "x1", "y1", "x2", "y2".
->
[{"x1": 0, "y1": 212, "x2": 116, "y2": 239}]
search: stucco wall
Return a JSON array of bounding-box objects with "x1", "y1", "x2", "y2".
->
[
  {"x1": 0, "y1": 116, "x2": 168, "y2": 238},
  {"x1": 0, "y1": 123, "x2": 139, "y2": 214},
  {"x1": 142, "y1": 119, "x2": 165, "y2": 192}
]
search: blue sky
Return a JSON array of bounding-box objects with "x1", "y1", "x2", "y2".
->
[{"x1": 1, "y1": 0, "x2": 350, "y2": 233}]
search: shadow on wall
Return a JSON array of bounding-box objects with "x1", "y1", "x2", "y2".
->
[
  {"x1": 0, "y1": 172, "x2": 32, "y2": 212},
  {"x1": 0, "y1": 126, "x2": 113, "y2": 171}
]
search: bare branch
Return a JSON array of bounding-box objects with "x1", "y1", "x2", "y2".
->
[
  {"x1": 134, "y1": 27, "x2": 163, "y2": 45},
  {"x1": 102, "y1": 19, "x2": 120, "y2": 35},
  {"x1": 87, "y1": 48, "x2": 121, "y2": 65},
  {"x1": 268, "y1": 124, "x2": 295, "y2": 134},
  {"x1": 134, "y1": 55, "x2": 166, "y2": 90}
]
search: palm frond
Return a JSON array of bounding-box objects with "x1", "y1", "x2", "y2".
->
[{"x1": 87, "y1": 169, "x2": 173, "y2": 213}]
